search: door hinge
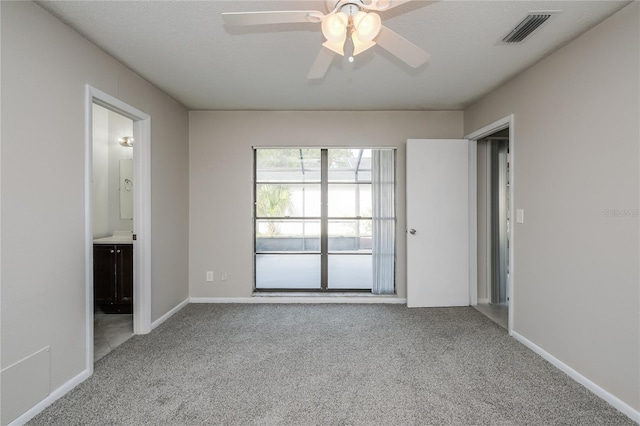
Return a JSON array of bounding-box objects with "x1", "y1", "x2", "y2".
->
[{"x1": 132, "y1": 234, "x2": 137, "y2": 241}]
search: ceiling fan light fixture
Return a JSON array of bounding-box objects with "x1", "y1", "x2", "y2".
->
[
  {"x1": 220, "y1": 1, "x2": 432, "y2": 79},
  {"x1": 322, "y1": 12, "x2": 348, "y2": 43},
  {"x1": 352, "y1": 32, "x2": 377, "y2": 56},
  {"x1": 322, "y1": 38, "x2": 345, "y2": 55},
  {"x1": 354, "y1": 12, "x2": 381, "y2": 42}
]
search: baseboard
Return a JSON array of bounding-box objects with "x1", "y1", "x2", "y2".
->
[
  {"x1": 477, "y1": 298, "x2": 490, "y2": 304},
  {"x1": 190, "y1": 296, "x2": 407, "y2": 304},
  {"x1": 8, "y1": 368, "x2": 91, "y2": 426},
  {"x1": 151, "y1": 298, "x2": 189, "y2": 330},
  {"x1": 512, "y1": 331, "x2": 640, "y2": 423}
]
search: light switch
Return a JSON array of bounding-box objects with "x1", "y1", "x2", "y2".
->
[{"x1": 516, "y1": 209, "x2": 524, "y2": 224}]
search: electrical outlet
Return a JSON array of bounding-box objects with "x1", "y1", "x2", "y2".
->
[
  {"x1": 221, "y1": 273, "x2": 228, "y2": 281},
  {"x1": 206, "y1": 271, "x2": 214, "y2": 282}
]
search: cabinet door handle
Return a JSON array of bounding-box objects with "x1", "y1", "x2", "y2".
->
[
  {"x1": 110, "y1": 249, "x2": 115, "y2": 254},
  {"x1": 116, "y1": 249, "x2": 121, "y2": 253}
]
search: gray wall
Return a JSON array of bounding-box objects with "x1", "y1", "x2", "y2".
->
[
  {"x1": 1, "y1": 2, "x2": 189, "y2": 423},
  {"x1": 464, "y1": 2, "x2": 639, "y2": 411},
  {"x1": 189, "y1": 111, "x2": 464, "y2": 299}
]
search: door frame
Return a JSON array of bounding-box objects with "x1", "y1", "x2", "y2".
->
[
  {"x1": 465, "y1": 114, "x2": 515, "y2": 335},
  {"x1": 84, "y1": 85, "x2": 152, "y2": 371}
]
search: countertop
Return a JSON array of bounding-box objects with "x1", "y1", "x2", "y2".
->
[{"x1": 93, "y1": 232, "x2": 133, "y2": 245}]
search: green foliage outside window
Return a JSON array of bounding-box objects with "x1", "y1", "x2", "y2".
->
[{"x1": 256, "y1": 184, "x2": 292, "y2": 235}]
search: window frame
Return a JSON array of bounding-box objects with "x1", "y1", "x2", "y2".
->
[{"x1": 253, "y1": 148, "x2": 393, "y2": 293}]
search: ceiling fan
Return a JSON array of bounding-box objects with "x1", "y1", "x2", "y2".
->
[{"x1": 222, "y1": 0, "x2": 431, "y2": 79}]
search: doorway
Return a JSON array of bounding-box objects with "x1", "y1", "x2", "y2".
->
[
  {"x1": 467, "y1": 114, "x2": 515, "y2": 335},
  {"x1": 475, "y1": 129, "x2": 509, "y2": 328},
  {"x1": 85, "y1": 86, "x2": 152, "y2": 371},
  {"x1": 92, "y1": 103, "x2": 135, "y2": 361}
]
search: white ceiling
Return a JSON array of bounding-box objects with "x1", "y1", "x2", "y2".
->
[{"x1": 37, "y1": 0, "x2": 629, "y2": 110}]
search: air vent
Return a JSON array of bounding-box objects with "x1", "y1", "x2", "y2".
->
[{"x1": 502, "y1": 13, "x2": 555, "y2": 43}]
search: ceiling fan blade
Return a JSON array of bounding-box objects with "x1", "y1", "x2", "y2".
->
[
  {"x1": 307, "y1": 47, "x2": 336, "y2": 80},
  {"x1": 365, "y1": 0, "x2": 412, "y2": 12},
  {"x1": 222, "y1": 10, "x2": 324, "y2": 26},
  {"x1": 376, "y1": 25, "x2": 430, "y2": 68}
]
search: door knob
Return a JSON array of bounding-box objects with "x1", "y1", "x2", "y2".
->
[{"x1": 409, "y1": 229, "x2": 417, "y2": 235}]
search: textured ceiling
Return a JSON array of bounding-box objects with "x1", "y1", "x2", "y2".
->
[{"x1": 37, "y1": 0, "x2": 629, "y2": 110}]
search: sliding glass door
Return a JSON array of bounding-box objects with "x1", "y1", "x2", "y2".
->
[
  {"x1": 255, "y1": 148, "x2": 391, "y2": 292},
  {"x1": 255, "y1": 149, "x2": 322, "y2": 289},
  {"x1": 327, "y1": 149, "x2": 372, "y2": 289}
]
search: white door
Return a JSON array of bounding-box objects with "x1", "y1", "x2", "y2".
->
[{"x1": 406, "y1": 139, "x2": 470, "y2": 307}]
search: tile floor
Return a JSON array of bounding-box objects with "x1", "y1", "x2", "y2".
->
[
  {"x1": 474, "y1": 302, "x2": 508, "y2": 329},
  {"x1": 94, "y1": 307, "x2": 133, "y2": 362}
]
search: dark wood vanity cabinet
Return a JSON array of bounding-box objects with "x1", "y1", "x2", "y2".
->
[{"x1": 93, "y1": 244, "x2": 133, "y2": 313}]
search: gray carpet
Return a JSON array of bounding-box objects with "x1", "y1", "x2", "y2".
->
[{"x1": 30, "y1": 304, "x2": 633, "y2": 425}]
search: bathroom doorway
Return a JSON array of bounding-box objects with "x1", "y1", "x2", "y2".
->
[
  {"x1": 85, "y1": 86, "x2": 152, "y2": 371},
  {"x1": 92, "y1": 103, "x2": 135, "y2": 361},
  {"x1": 475, "y1": 128, "x2": 510, "y2": 329}
]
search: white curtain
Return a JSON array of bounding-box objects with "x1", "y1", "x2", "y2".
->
[{"x1": 372, "y1": 149, "x2": 395, "y2": 294}]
